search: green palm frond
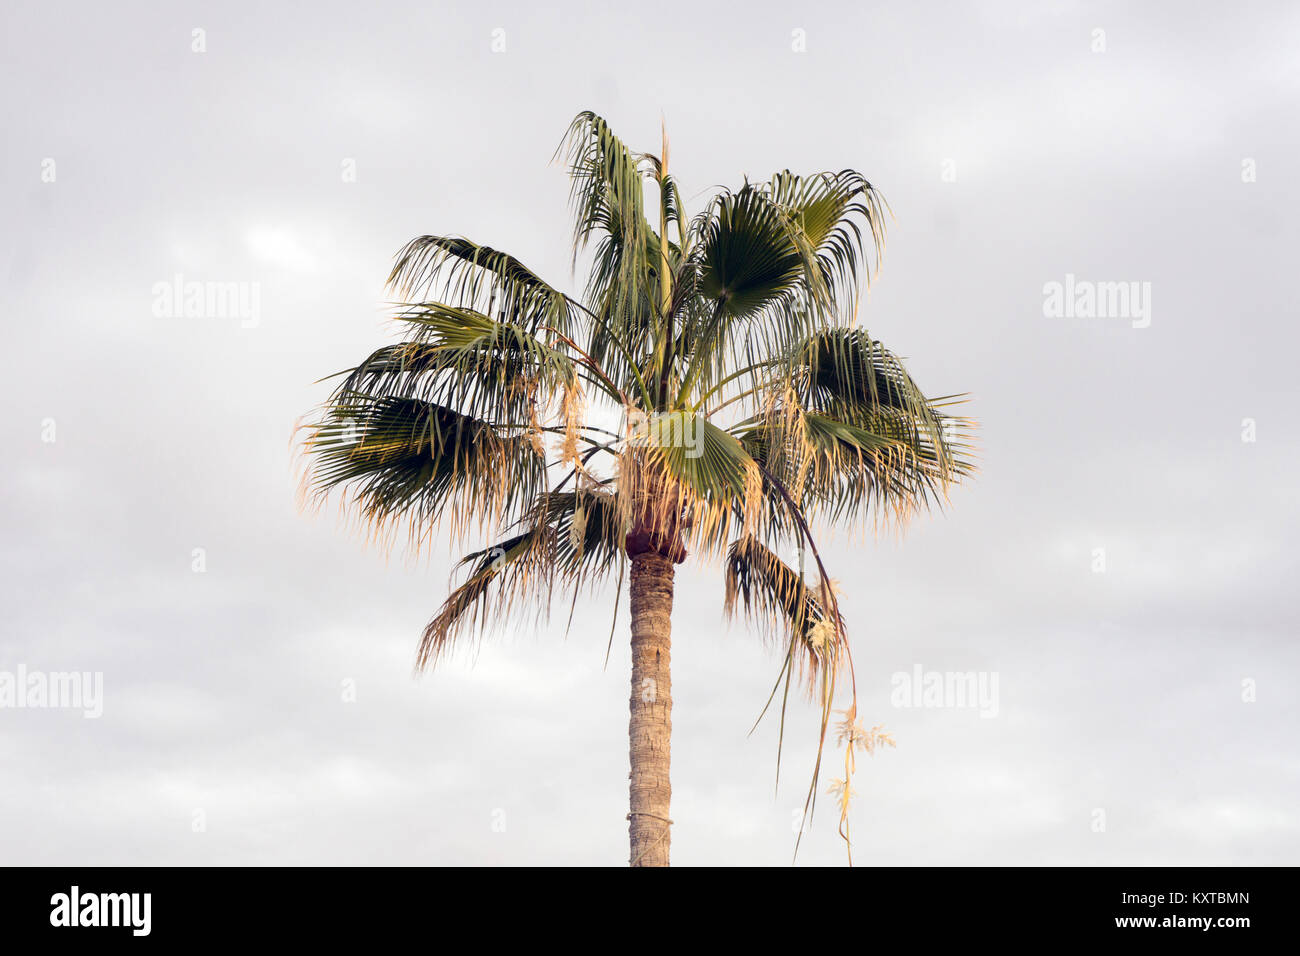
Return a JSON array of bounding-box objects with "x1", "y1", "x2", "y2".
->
[
  {"x1": 300, "y1": 396, "x2": 547, "y2": 547},
  {"x1": 337, "y1": 304, "x2": 580, "y2": 418},
  {"x1": 794, "y1": 328, "x2": 942, "y2": 424},
  {"x1": 526, "y1": 486, "x2": 625, "y2": 580},
  {"x1": 674, "y1": 196, "x2": 816, "y2": 403},
  {"x1": 724, "y1": 536, "x2": 841, "y2": 680},
  {"x1": 416, "y1": 526, "x2": 551, "y2": 669},
  {"x1": 764, "y1": 170, "x2": 889, "y2": 307},
  {"x1": 693, "y1": 184, "x2": 823, "y2": 320},
  {"x1": 674, "y1": 171, "x2": 887, "y2": 405},
  {"x1": 386, "y1": 236, "x2": 577, "y2": 336},
  {"x1": 627, "y1": 413, "x2": 763, "y2": 556},
  {"x1": 556, "y1": 112, "x2": 668, "y2": 393},
  {"x1": 728, "y1": 328, "x2": 976, "y2": 529},
  {"x1": 557, "y1": 112, "x2": 655, "y2": 309},
  {"x1": 416, "y1": 486, "x2": 625, "y2": 667}
]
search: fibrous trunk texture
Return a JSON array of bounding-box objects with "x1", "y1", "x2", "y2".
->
[{"x1": 627, "y1": 550, "x2": 674, "y2": 867}]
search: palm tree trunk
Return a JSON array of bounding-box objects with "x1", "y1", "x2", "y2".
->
[{"x1": 627, "y1": 549, "x2": 674, "y2": 866}]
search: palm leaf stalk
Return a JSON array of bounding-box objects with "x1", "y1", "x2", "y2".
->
[{"x1": 298, "y1": 111, "x2": 976, "y2": 866}]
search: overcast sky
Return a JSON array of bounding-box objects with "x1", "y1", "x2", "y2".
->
[{"x1": 2, "y1": 0, "x2": 1297, "y2": 866}]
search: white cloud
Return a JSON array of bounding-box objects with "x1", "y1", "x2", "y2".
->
[{"x1": 246, "y1": 226, "x2": 318, "y2": 273}]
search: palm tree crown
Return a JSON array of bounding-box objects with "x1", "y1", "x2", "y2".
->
[{"x1": 299, "y1": 111, "x2": 975, "y2": 864}]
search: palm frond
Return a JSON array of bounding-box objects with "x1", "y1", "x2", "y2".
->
[
  {"x1": 337, "y1": 304, "x2": 580, "y2": 421},
  {"x1": 299, "y1": 396, "x2": 547, "y2": 548},
  {"x1": 724, "y1": 536, "x2": 842, "y2": 683},
  {"x1": 677, "y1": 186, "x2": 826, "y2": 403},
  {"x1": 733, "y1": 328, "x2": 977, "y2": 529},
  {"x1": 416, "y1": 526, "x2": 551, "y2": 669},
  {"x1": 620, "y1": 413, "x2": 765, "y2": 560},
  {"x1": 764, "y1": 170, "x2": 889, "y2": 309},
  {"x1": 386, "y1": 236, "x2": 578, "y2": 336},
  {"x1": 676, "y1": 171, "x2": 889, "y2": 405},
  {"x1": 416, "y1": 486, "x2": 624, "y2": 668},
  {"x1": 556, "y1": 111, "x2": 668, "y2": 391}
]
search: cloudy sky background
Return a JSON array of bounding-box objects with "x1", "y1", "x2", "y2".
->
[{"x1": 2, "y1": 0, "x2": 1297, "y2": 865}]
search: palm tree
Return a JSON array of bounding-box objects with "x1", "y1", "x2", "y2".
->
[{"x1": 298, "y1": 111, "x2": 975, "y2": 866}]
